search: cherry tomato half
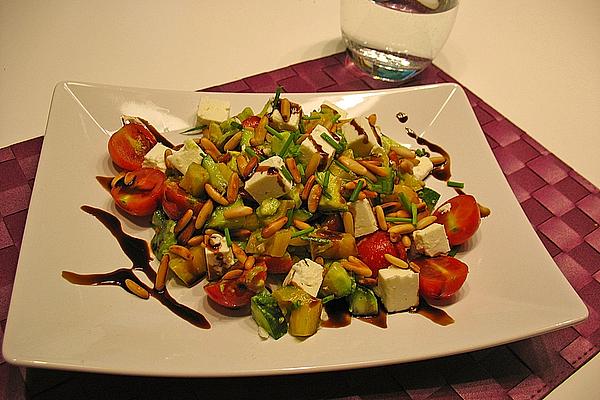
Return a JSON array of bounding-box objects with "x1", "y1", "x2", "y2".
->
[
  {"x1": 357, "y1": 230, "x2": 407, "y2": 277},
  {"x1": 258, "y1": 254, "x2": 294, "y2": 274},
  {"x1": 241, "y1": 115, "x2": 261, "y2": 129},
  {"x1": 412, "y1": 256, "x2": 468, "y2": 300},
  {"x1": 108, "y1": 123, "x2": 157, "y2": 171},
  {"x1": 433, "y1": 194, "x2": 481, "y2": 246},
  {"x1": 110, "y1": 168, "x2": 165, "y2": 216},
  {"x1": 204, "y1": 265, "x2": 267, "y2": 309},
  {"x1": 162, "y1": 180, "x2": 202, "y2": 220}
]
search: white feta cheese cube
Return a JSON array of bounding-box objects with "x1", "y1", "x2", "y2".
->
[
  {"x1": 322, "y1": 101, "x2": 348, "y2": 119},
  {"x1": 341, "y1": 117, "x2": 383, "y2": 157},
  {"x1": 412, "y1": 156, "x2": 434, "y2": 181},
  {"x1": 270, "y1": 108, "x2": 301, "y2": 131},
  {"x1": 283, "y1": 259, "x2": 324, "y2": 298},
  {"x1": 349, "y1": 198, "x2": 378, "y2": 237},
  {"x1": 197, "y1": 97, "x2": 230, "y2": 126},
  {"x1": 166, "y1": 139, "x2": 204, "y2": 175},
  {"x1": 374, "y1": 267, "x2": 419, "y2": 312},
  {"x1": 205, "y1": 233, "x2": 235, "y2": 280},
  {"x1": 244, "y1": 156, "x2": 293, "y2": 204},
  {"x1": 299, "y1": 124, "x2": 338, "y2": 169},
  {"x1": 412, "y1": 223, "x2": 451, "y2": 257},
  {"x1": 142, "y1": 142, "x2": 170, "y2": 172}
]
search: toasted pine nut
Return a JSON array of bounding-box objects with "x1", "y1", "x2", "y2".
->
[
  {"x1": 409, "y1": 262, "x2": 421, "y2": 273},
  {"x1": 280, "y1": 98, "x2": 291, "y2": 121},
  {"x1": 374, "y1": 205, "x2": 387, "y2": 231},
  {"x1": 244, "y1": 255, "x2": 256, "y2": 270},
  {"x1": 301, "y1": 175, "x2": 316, "y2": 201},
  {"x1": 155, "y1": 254, "x2": 170, "y2": 291},
  {"x1": 390, "y1": 145, "x2": 416, "y2": 159},
  {"x1": 388, "y1": 223, "x2": 415, "y2": 235},
  {"x1": 357, "y1": 191, "x2": 367, "y2": 200},
  {"x1": 224, "y1": 131, "x2": 243, "y2": 152},
  {"x1": 348, "y1": 256, "x2": 370, "y2": 271},
  {"x1": 409, "y1": 157, "x2": 421, "y2": 166},
  {"x1": 358, "y1": 277, "x2": 377, "y2": 287},
  {"x1": 367, "y1": 113, "x2": 377, "y2": 125},
  {"x1": 187, "y1": 235, "x2": 204, "y2": 247},
  {"x1": 236, "y1": 154, "x2": 248, "y2": 175},
  {"x1": 305, "y1": 152, "x2": 322, "y2": 178},
  {"x1": 200, "y1": 138, "x2": 222, "y2": 161},
  {"x1": 344, "y1": 181, "x2": 357, "y2": 190},
  {"x1": 315, "y1": 257, "x2": 324, "y2": 266},
  {"x1": 341, "y1": 260, "x2": 372, "y2": 278},
  {"x1": 174, "y1": 209, "x2": 194, "y2": 234},
  {"x1": 223, "y1": 206, "x2": 253, "y2": 219},
  {"x1": 242, "y1": 156, "x2": 259, "y2": 179},
  {"x1": 177, "y1": 218, "x2": 196, "y2": 245},
  {"x1": 293, "y1": 219, "x2": 311, "y2": 230},
  {"x1": 399, "y1": 159, "x2": 414, "y2": 174},
  {"x1": 338, "y1": 156, "x2": 378, "y2": 181},
  {"x1": 384, "y1": 253, "x2": 409, "y2": 269},
  {"x1": 362, "y1": 189, "x2": 378, "y2": 199},
  {"x1": 262, "y1": 216, "x2": 288, "y2": 238},
  {"x1": 231, "y1": 229, "x2": 252, "y2": 239},
  {"x1": 195, "y1": 200, "x2": 214, "y2": 230},
  {"x1": 205, "y1": 229, "x2": 220, "y2": 236},
  {"x1": 308, "y1": 184, "x2": 323, "y2": 213},
  {"x1": 205, "y1": 183, "x2": 229, "y2": 206},
  {"x1": 169, "y1": 245, "x2": 193, "y2": 260},
  {"x1": 401, "y1": 235, "x2": 412, "y2": 248},
  {"x1": 231, "y1": 243, "x2": 247, "y2": 263},
  {"x1": 295, "y1": 133, "x2": 309, "y2": 145},
  {"x1": 478, "y1": 203, "x2": 491, "y2": 218},
  {"x1": 222, "y1": 269, "x2": 243, "y2": 280},
  {"x1": 125, "y1": 279, "x2": 150, "y2": 299},
  {"x1": 226, "y1": 173, "x2": 240, "y2": 204},
  {"x1": 285, "y1": 157, "x2": 302, "y2": 184},
  {"x1": 389, "y1": 232, "x2": 400, "y2": 243},
  {"x1": 358, "y1": 160, "x2": 389, "y2": 177},
  {"x1": 123, "y1": 172, "x2": 136, "y2": 186},
  {"x1": 342, "y1": 211, "x2": 354, "y2": 235},
  {"x1": 250, "y1": 116, "x2": 268, "y2": 145},
  {"x1": 111, "y1": 172, "x2": 126, "y2": 188},
  {"x1": 387, "y1": 210, "x2": 411, "y2": 218},
  {"x1": 429, "y1": 155, "x2": 446, "y2": 165},
  {"x1": 380, "y1": 201, "x2": 402, "y2": 212},
  {"x1": 416, "y1": 215, "x2": 437, "y2": 230}
]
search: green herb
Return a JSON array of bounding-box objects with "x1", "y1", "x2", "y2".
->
[
  {"x1": 245, "y1": 147, "x2": 259, "y2": 159},
  {"x1": 349, "y1": 179, "x2": 364, "y2": 202},
  {"x1": 180, "y1": 125, "x2": 204, "y2": 134},
  {"x1": 266, "y1": 125, "x2": 284, "y2": 140},
  {"x1": 399, "y1": 192, "x2": 412, "y2": 212},
  {"x1": 447, "y1": 180, "x2": 465, "y2": 189},
  {"x1": 291, "y1": 227, "x2": 315, "y2": 238},
  {"x1": 280, "y1": 165, "x2": 293, "y2": 182},
  {"x1": 272, "y1": 86, "x2": 282, "y2": 109},
  {"x1": 321, "y1": 294, "x2": 335, "y2": 304},
  {"x1": 323, "y1": 170, "x2": 330, "y2": 188},
  {"x1": 385, "y1": 217, "x2": 413, "y2": 223},
  {"x1": 448, "y1": 246, "x2": 460, "y2": 257},
  {"x1": 300, "y1": 236, "x2": 330, "y2": 244},
  {"x1": 411, "y1": 203, "x2": 418, "y2": 226},
  {"x1": 418, "y1": 187, "x2": 441, "y2": 211},
  {"x1": 415, "y1": 148, "x2": 427, "y2": 157},
  {"x1": 302, "y1": 115, "x2": 321, "y2": 121},
  {"x1": 334, "y1": 159, "x2": 351, "y2": 173},
  {"x1": 332, "y1": 114, "x2": 341, "y2": 123},
  {"x1": 297, "y1": 163, "x2": 305, "y2": 178},
  {"x1": 285, "y1": 209, "x2": 294, "y2": 228},
  {"x1": 224, "y1": 227, "x2": 232, "y2": 247},
  {"x1": 320, "y1": 132, "x2": 343, "y2": 153},
  {"x1": 278, "y1": 134, "x2": 294, "y2": 157},
  {"x1": 230, "y1": 121, "x2": 243, "y2": 130}
]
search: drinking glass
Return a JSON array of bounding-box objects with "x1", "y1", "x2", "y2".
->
[{"x1": 341, "y1": 0, "x2": 459, "y2": 81}]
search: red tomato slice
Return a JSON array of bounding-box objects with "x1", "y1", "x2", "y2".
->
[
  {"x1": 433, "y1": 194, "x2": 481, "y2": 246},
  {"x1": 241, "y1": 115, "x2": 261, "y2": 129},
  {"x1": 412, "y1": 256, "x2": 468, "y2": 300},
  {"x1": 108, "y1": 123, "x2": 157, "y2": 171},
  {"x1": 110, "y1": 168, "x2": 165, "y2": 216},
  {"x1": 204, "y1": 265, "x2": 267, "y2": 309},
  {"x1": 357, "y1": 230, "x2": 407, "y2": 277},
  {"x1": 258, "y1": 254, "x2": 293, "y2": 274},
  {"x1": 161, "y1": 180, "x2": 202, "y2": 220}
]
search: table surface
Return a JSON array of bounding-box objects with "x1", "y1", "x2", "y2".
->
[{"x1": 1, "y1": 1, "x2": 599, "y2": 398}]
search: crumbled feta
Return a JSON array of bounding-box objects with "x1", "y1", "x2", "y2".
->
[
  {"x1": 244, "y1": 156, "x2": 293, "y2": 204},
  {"x1": 412, "y1": 156, "x2": 434, "y2": 181},
  {"x1": 205, "y1": 233, "x2": 235, "y2": 280},
  {"x1": 166, "y1": 139, "x2": 204, "y2": 175},
  {"x1": 374, "y1": 267, "x2": 419, "y2": 312},
  {"x1": 322, "y1": 101, "x2": 348, "y2": 119},
  {"x1": 341, "y1": 117, "x2": 383, "y2": 157},
  {"x1": 298, "y1": 124, "x2": 338, "y2": 169},
  {"x1": 270, "y1": 107, "x2": 301, "y2": 131},
  {"x1": 412, "y1": 223, "x2": 451, "y2": 257},
  {"x1": 349, "y1": 199, "x2": 378, "y2": 237},
  {"x1": 197, "y1": 97, "x2": 230, "y2": 126},
  {"x1": 142, "y1": 142, "x2": 170, "y2": 172},
  {"x1": 283, "y1": 259, "x2": 324, "y2": 298}
]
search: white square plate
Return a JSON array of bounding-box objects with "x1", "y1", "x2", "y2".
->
[{"x1": 2, "y1": 82, "x2": 587, "y2": 377}]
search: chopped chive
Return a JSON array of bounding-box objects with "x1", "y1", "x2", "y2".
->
[
  {"x1": 323, "y1": 171, "x2": 330, "y2": 188},
  {"x1": 385, "y1": 217, "x2": 413, "y2": 223},
  {"x1": 411, "y1": 203, "x2": 418, "y2": 226},
  {"x1": 280, "y1": 165, "x2": 293, "y2": 182},
  {"x1": 285, "y1": 209, "x2": 294, "y2": 228},
  {"x1": 272, "y1": 86, "x2": 282, "y2": 109},
  {"x1": 447, "y1": 180, "x2": 465, "y2": 189},
  {"x1": 415, "y1": 148, "x2": 427, "y2": 157},
  {"x1": 302, "y1": 115, "x2": 321, "y2": 121},
  {"x1": 180, "y1": 125, "x2": 204, "y2": 134},
  {"x1": 297, "y1": 163, "x2": 305, "y2": 177},
  {"x1": 332, "y1": 114, "x2": 341, "y2": 123},
  {"x1": 334, "y1": 159, "x2": 351, "y2": 173},
  {"x1": 245, "y1": 147, "x2": 258, "y2": 159},
  {"x1": 321, "y1": 294, "x2": 335, "y2": 304},
  {"x1": 266, "y1": 125, "x2": 284, "y2": 139},
  {"x1": 399, "y1": 192, "x2": 412, "y2": 212},
  {"x1": 278, "y1": 134, "x2": 294, "y2": 157},
  {"x1": 448, "y1": 246, "x2": 460, "y2": 257},
  {"x1": 230, "y1": 121, "x2": 243, "y2": 130},
  {"x1": 224, "y1": 227, "x2": 232, "y2": 247},
  {"x1": 320, "y1": 132, "x2": 343, "y2": 153},
  {"x1": 349, "y1": 179, "x2": 364, "y2": 202},
  {"x1": 291, "y1": 227, "x2": 314, "y2": 238},
  {"x1": 300, "y1": 236, "x2": 330, "y2": 244}
]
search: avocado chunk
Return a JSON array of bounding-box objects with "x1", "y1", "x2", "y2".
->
[
  {"x1": 317, "y1": 172, "x2": 347, "y2": 212},
  {"x1": 320, "y1": 262, "x2": 355, "y2": 298},
  {"x1": 167, "y1": 245, "x2": 207, "y2": 286},
  {"x1": 150, "y1": 210, "x2": 177, "y2": 261},
  {"x1": 272, "y1": 286, "x2": 322, "y2": 337},
  {"x1": 349, "y1": 285, "x2": 379, "y2": 316},
  {"x1": 201, "y1": 154, "x2": 228, "y2": 193},
  {"x1": 179, "y1": 162, "x2": 209, "y2": 197},
  {"x1": 206, "y1": 199, "x2": 259, "y2": 230},
  {"x1": 251, "y1": 291, "x2": 288, "y2": 340}
]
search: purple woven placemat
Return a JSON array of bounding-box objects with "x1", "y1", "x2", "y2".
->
[{"x1": 0, "y1": 53, "x2": 598, "y2": 399}]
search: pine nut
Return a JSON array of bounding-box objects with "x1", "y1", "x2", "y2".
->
[
  {"x1": 155, "y1": 254, "x2": 170, "y2": 291},
  {"x1": 295, "y1": 133, "x2": 309, "y2": 145},
  {"x1": 177, "y1": 218, "x2": 196, "y2": 245},
  {"x1": 416, "y1": 215, "x2": 437, "y2": 230},
  {"x1": 338, "y1": 155, "x2": 377, "y2": 181},
  {"x1": 358, "y1": 277, "x2": 377, "y2": 287},
  {"x1": 236, "y1": 154, "x2": 248, "y2": 175},
  {"x1": 231, "y1": 243, "x2": 247, "y2": 263},
  {"x1": 384, "y1": 253, "x2": 409, "y2": 269},
  {"x1": 341, "y1": 260, "x2": 372, "y2": 278},
  {"x1": 342, "y1": 211, "x2": 354, "y2": 235},
  {"x1": 348, "y1": 256, "x2": 370, "y2": 271},
  {"x1": 222, "y1": 269, "x2": 243, "y2": 280},
  {"x1": 374, "y1": 205, "x2": 387, "y2": 231},
  {"x1": 293, "y1": 219, "x2": 311, "y2": 230},
  {"x1": 307, "y1": 183, "x2": 323, "y2": 213},
  {"x1": 223, "y1": 206, "x2": 253, "y2": 219},
  {"x1": 123, "y1": 172, "x2": 136, "y2": 186},
  {"x1": 358, "y1": 160, "x2": 389, "y2": 177},
  {"x1": 244, "y1": 255, "x2": 256, "y2": 270},
  {"x1": 280, "y1": 98, "x2": 291, "y2": 121},
  {"x1": 187, "y1": 235, "x2": 205, "y2": 247},
  {"x1": 250, "y1": 116, "x2": 268, "y2": 146},
  {"x1": 262, "y1": 216, "x2": 288, "y2": 238},
  {"x1": 305, "y1": 152, "x2": 322, "y2": 178},
  {"x1": 380, "y1": 201, "x2": 402, "y2": 212},
  {"x1": 409, "y1": 262, "x2": 421, "y2": 273},
  {"x1": 224, "y1": 131, "x2": 243, "y2": 152},
  {"x1": 205, "y1": 183, "x2": 229, "y2": 206},
  {"x1": 344, "y1": 181, "x2": 357, "y2": 190},
  {"x1": 195, "y1": 200, "x2": 214, "y2": 230},
  {"x1": 367, "y1": 113, "x2": 377, "y2": 125},
  {"x1": 111, "y1": 172, "x2": 126, "y2": 188},
  {"x1": 285, "y1": 157, "x2": 302, "y2": 183},
  {"x1": 169, "y1": 245, "x2": 193, "y2": 260},
  {"x1": 226, "y1": 173, "x2": 240, "y2": 204},
  {"x1": 300, "y1": 175, "x2": 316, "y2": 201},
  {"x1": 401, "y1": 235, "x2": 412, "y2": 248},
  {"x1": 399, "y1": 159, "x2": 414, "y2": 174},
  {"x1": 429, "y1": 155, "x2": 446, "y2": 165},
  {"x1": 315, "y1": 257, "x2": 324, "y2": 265},
  {"x1": 242, "y1": 156, "x2": 259, "y2": 179},
  {"x1": 200, "y1": 137, "x2": 222, "y2": 161},
  {"x1": 478, "y1": 203, "x2": 491, "y2": 217},
  {"x1": 390, "y1": 145, "x2": 416, "y2": 159},
  {"x1": 387, "y1": 210, "x2": 411, "y2": 218},
  {"x1": 125, "y1": 279, "x2": 150, "y2": 299},
  {"x1": 231, "y1": 229, "x2": 252, "y2": 239},
  {"x1": 388, "y1": 223, "x2": 415, "y2": 235},
  {"x1": 174, "y1": 209, "x2": 194, "y2": 234}
]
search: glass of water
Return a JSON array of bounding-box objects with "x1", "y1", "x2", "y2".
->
[{"x1": 341, "y1": 0, "x2": 459, "y2": 82}]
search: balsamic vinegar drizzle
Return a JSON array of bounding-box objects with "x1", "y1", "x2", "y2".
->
[{"x1": 62, "y1": 205, "x2": 210, "y2": 329}]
